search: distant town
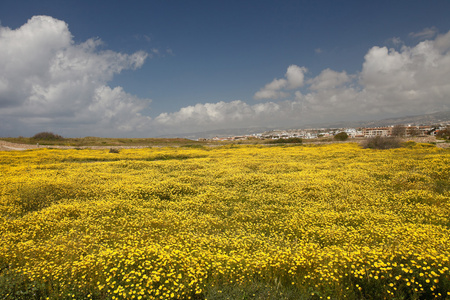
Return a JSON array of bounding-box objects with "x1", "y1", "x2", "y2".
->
[{"x1": 199, "y1": 123, "x2": 450, "y2": 142}]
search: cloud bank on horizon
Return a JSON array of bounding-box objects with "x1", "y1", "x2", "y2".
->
[{"x1": 1, "y1": 16, "x2": 450, "y2": 137}]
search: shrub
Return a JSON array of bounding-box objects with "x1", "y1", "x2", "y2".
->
[
  {"x1": 31, "y1": 132, "x2": 64, "y2": 140},
  {"x1": 11, "y1": 183, "x2": 76, "y2": 215},
  {"x1": 334, "y1": 132, "x2": 349, "y2": 141},
  {"x1": 436, "y1": 127, "x2": 450, "y2": 140},
  {"x1": 362, "y1": 136, "x2": 401, "y2": 149},
  {"x1": 182, "y1": 144, "x2": 206, "y2": 149},
  {"x1": 391, "y1": 124, "x2": 406, "y2": 137},
  {"x1": 402, "y1": 141, "x2": 417, "y2": 149},
  {"x1": 266, "y1": 137, "x2": 302, "y2": 144}
]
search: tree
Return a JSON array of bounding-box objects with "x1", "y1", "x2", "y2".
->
[
  {"x1": 32, "y1": 132, "x2": 64, "y2": 140},
  {"x1": 408, "y1": 126, "x2": 421, "y2": 137},
  {"x1": 436, "y1": 126, "x2": 450, "y2": 140},
  {"x1": 334, "y1": 132, "x2": 348, "y2": 141},
  {"x1": 391, "y1": 125, "x2": 406, "y2": 137},
  {"x1": 362, "y1": 136, "x2": 401, "y2": 149}
]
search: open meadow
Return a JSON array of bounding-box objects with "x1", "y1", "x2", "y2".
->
[{"x1": 0, "y1": 143, "x2": 449, "y2": 299}]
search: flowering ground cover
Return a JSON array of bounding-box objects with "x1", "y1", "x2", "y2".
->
[{"x1": 0, "y1": 143, "x2": 449, "y2": 299}]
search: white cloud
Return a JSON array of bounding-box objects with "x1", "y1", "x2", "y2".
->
[
  {"x1": 154, "y1": 100, "x2": 287, "y2": 133},
  {"x1": 0, "y1": 15, "x2": 150, "y2": 137},
  {"x1": 286, "y1": 65, "x2": 307, "y2": 89},
  {"x1": 253, "y1": 65, "x2": 307, "y2": 100},
  {"x1": 253, "y1": 78, "x2": 289, "y2": 100},
  {"x1": 308, "y1": 69, "x2": 350, "y2": 91},
  {"x1": 387, "y1": 37, "x2": 403, "y2": 47},
  {"x1": 256, "y1": 90, "x2": 287, "y2": 101},
  {"x1": 358, "y1": 33, "x2": 450, "y2": 115},
  {"x1": 87, "y1": 86, "x2": 150, "y2": 131},
  {"x1": 434, "y1": 30, "x2": 450, "y2": 52},
  {"x1": 409, "y1": 27, "x2": 438, "y2": 40}
]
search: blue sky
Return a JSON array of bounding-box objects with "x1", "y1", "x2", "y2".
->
[{"x1": 1, "y1": 0, "x2": 450, "y2": 137}]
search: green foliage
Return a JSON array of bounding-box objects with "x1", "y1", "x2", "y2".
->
[
  {"x1": 402, "y1": 141, "x2": 417, "y2": 148},
  {"x1": 402, "y1": 141, "x2": 436, "y2": 149},
  {"x1": 0, "y1": 270, "x2": 47, "y2": 300},
  {"x1": 266, "y1": 137, "x2": 303, "y2": 144},
  {"x1": 31, "y1": 132, "x2": 64, "y2": 141},
  {"x1": 436, "y1": 127, "x2": 450, "y2": 140},
  {"x1": 334, "y1": 132, "x2": 349, "y2": 141},
  {"x1": 362, "y1": 136, "x2": 401, "y2": 149},
  {"x1": 204, "y1": 280, "x2": 309, "y2": 300},
  {"x1": 11, "y1": 183, "x2": 76, "y2": 215},
  {"x1": 182, "y1": 144, "x2": 206, "y2": 149}
]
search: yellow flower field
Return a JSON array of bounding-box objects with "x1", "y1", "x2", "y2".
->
[{"x1": 0, "y1": 143, "x2": 449, "y2": 299}]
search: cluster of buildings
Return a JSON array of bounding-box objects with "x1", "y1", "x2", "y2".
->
[
  {"x1": 362, "y1": 125, "x2": 437, "y2": 138},
  {"x1": 203, "y1": 124, "x2": 449, "y2": 142}
]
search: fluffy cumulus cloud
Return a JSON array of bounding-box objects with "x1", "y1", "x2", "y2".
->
[
  {"x1": 154, "y1": 101, "x2": 284, "y2": 133},
  {"x1": 254, "y1": 65, "x2": 307, "y2": 100},
  {"x1": 307, "y1": 69, "x2": 350, "y2": 91},
  {"x1": 285, "y1": 65, "x2": 308, "y2": 89},
  {"x1": 359, "y1": 31, "x2": 450, "y2": 115},
  {"x1": 156, "y1": 29, "x2": 450, "y2": 132},
  {"x1": 0, "y1": 15, "x2": 151, "y2": 137}
]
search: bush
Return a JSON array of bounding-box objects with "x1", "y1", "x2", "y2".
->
[
  {"x1": 362, "y1": 136, "x2": 401, "y2": 149},
  {"x1": 402, "y1": 141, "x2": 417, "y2": 149},
  {"x1": 266, "y1": 137, "x2": 303, "y2": 144},
  {"x1": 31, "y1": 132, "x2": 64, "y2": 140},
  {"x1": 334, "y1": 132, "x2": 349, "y2": 141},
  {"x1": 436, "y1": 127, "x2": 450, "y2": 140},
  {"x1": 391, "y1": 124, "x2": 406, "y2": 137}
]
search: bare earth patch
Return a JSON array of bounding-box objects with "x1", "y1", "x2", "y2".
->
[{"x1": 0, "y1": 140, "x2": 38, "y2": 151}]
